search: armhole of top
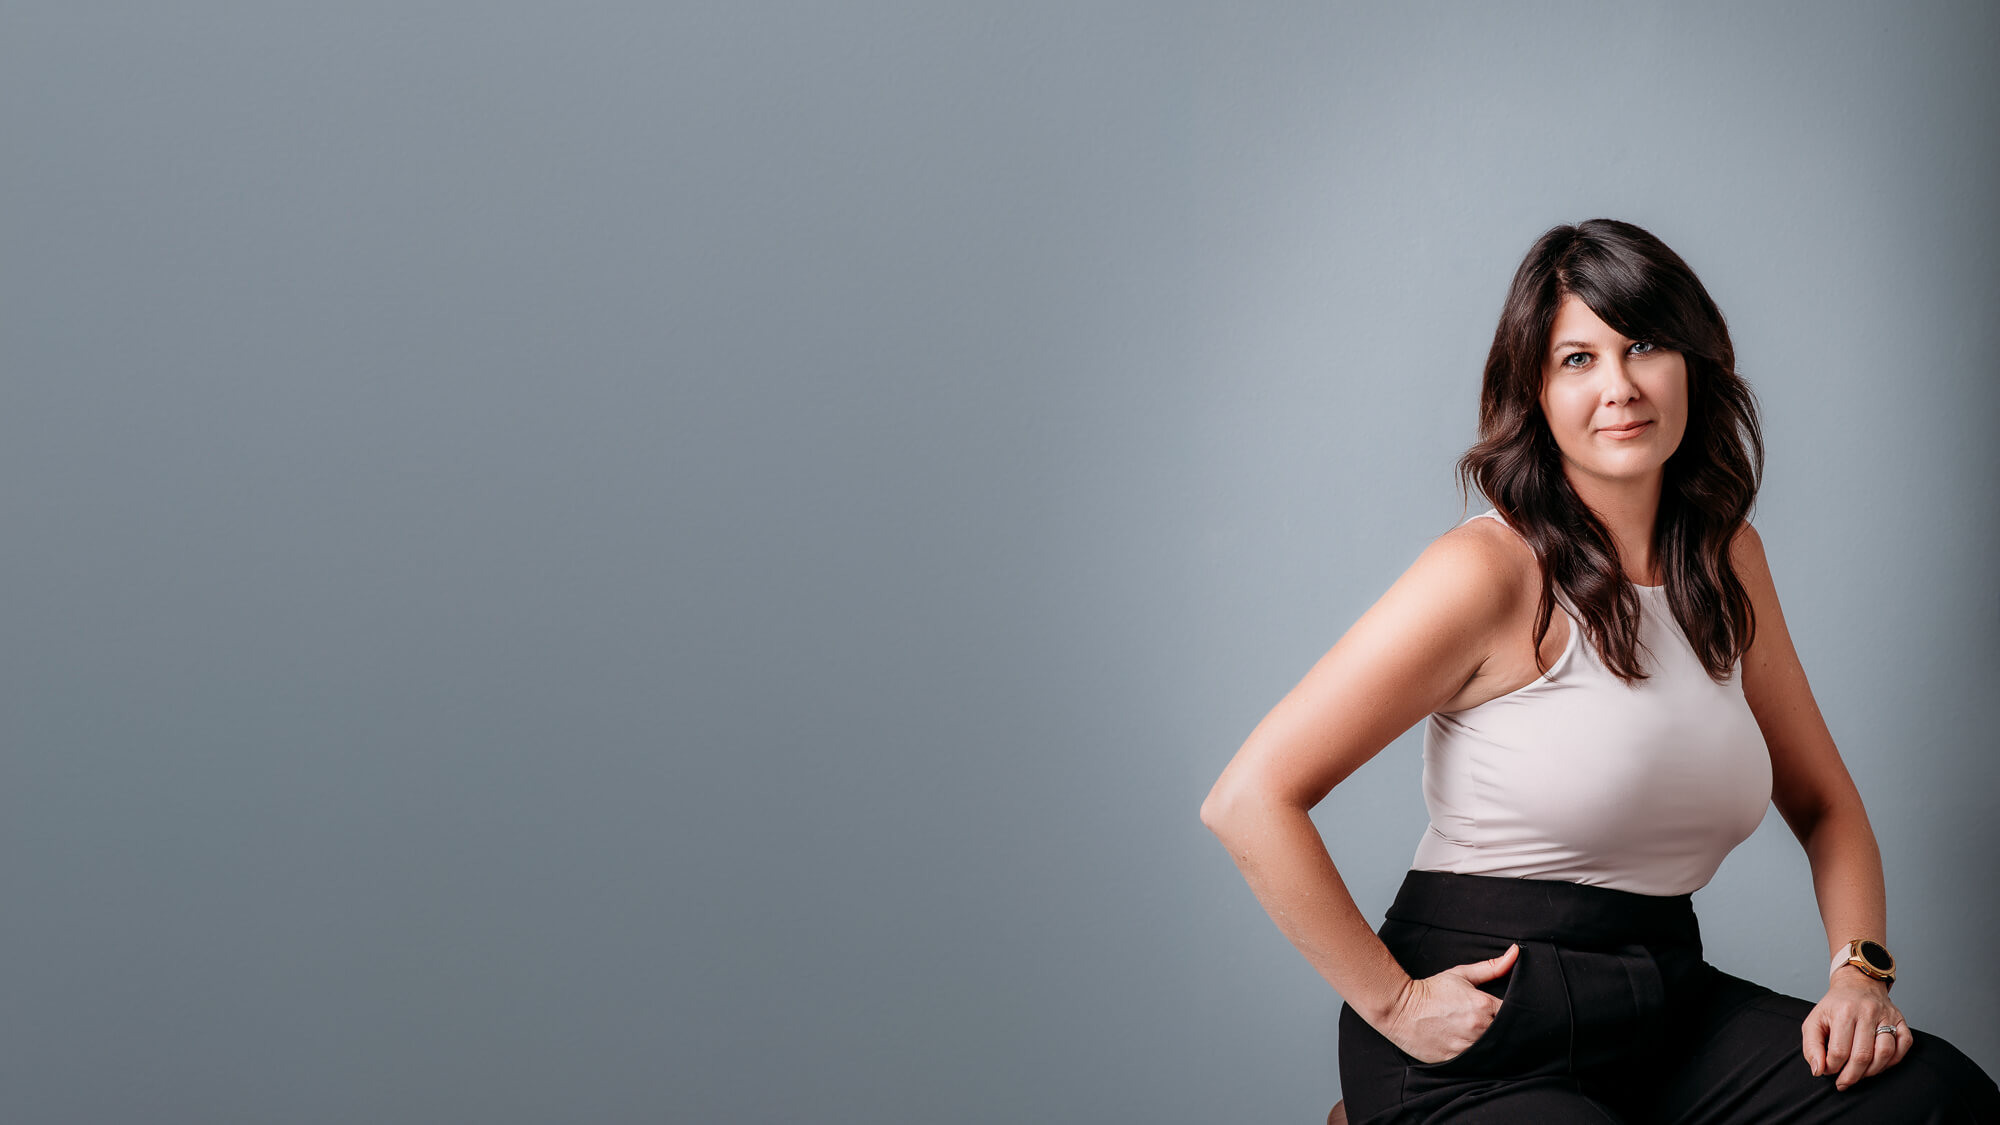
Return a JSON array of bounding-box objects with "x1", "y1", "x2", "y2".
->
[
  {"x1": 1463, "y1": 509, "x2": 1584, "y2": 680},
  {"x1": 1543, "y1": 597, "x2": 1583, "y2": 680}
]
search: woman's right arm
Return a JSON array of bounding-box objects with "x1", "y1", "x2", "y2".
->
[{"x1": 1198, "y1": 523, "x2": 1524, "y2": 1054}]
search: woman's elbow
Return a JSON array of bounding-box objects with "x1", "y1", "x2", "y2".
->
[
  {"x1": 1201, "y1": 779, "x2": 1292, "y2": 839},
  {"x1": 1199, "y1": 786, "x2": 1233, "y2": 834}
]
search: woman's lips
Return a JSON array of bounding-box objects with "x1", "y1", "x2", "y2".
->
[{"x1": 1601, "y1": 421, "x2": 1652, "y2": 440}]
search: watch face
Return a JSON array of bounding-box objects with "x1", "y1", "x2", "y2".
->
[{"x1": 1858, "y1": 941, "x2": 1894, "y2": 973}]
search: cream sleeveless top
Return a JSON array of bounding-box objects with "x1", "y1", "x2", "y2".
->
[{"x1": 1408, "y1": 509, "x2": 1772, "y2": 896}]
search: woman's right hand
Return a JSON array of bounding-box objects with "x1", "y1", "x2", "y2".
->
[{"x1": 1375, "y1": 942, "x2": 1520, "y2": 1064}]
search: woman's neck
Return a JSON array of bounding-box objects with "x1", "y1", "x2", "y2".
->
[{"x1": 1565, "y1": 468, "x2": 1665, "y2": 586}]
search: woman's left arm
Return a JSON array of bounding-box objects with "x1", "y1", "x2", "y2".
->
[{"x1": 1732, "y1": 522, "x2": 1913, "y2": 1092}]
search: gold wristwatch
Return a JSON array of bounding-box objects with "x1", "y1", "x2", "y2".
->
[{"x1": 1829, "y1": 938, "x2": 1896, "y2": 989}]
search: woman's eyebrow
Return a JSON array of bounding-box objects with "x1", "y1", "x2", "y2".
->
[{"x1": 1551, "y1": 338, "x2": 1621, "y2": 352}]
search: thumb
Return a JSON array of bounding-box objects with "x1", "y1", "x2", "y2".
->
[{"x1": 1460, "y1": 942, "x2": 1520, "y2": 983}]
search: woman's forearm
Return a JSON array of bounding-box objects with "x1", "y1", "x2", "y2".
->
[
  {"x1": 1800, "y1": 800, "x2": 1890, "y2": 980},
  {"x1": 1202, "y1": 795, "x2": 1413, "y2": 1024}
]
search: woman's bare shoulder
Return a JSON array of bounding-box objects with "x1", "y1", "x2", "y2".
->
[
  {"x1": 1202, "y1": 518, "x2": 1536, "y2": 812},
  {"x1": 1400, "y1": 514, "x2": 1576, "y2": 705},
  {"x1": 1417, "y1": 514, "x2": 1539, "y2": 609},
  {"x1": 1728, "y1": 518, "x2": 1768, "y2": 578},
  {"x1": 1356, "y1": 515, "x2": 1537, "y2": 681}
]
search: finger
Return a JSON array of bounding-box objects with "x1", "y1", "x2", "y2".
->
[
  {"x1": 1462, "y1": 943, "x2": 1518, "y2": 983},
  {"x1": 1836, "y1": 1017, "x2": 1874, "y2": 1090},
  {"x1": 1868, "y1": 1011, "x2": 1909, "y2": 1075},
  {"x1": 1864, "y1": 1023, "x2": 1898, "y2": 1078},
  {"x1": 1892, "y1": 1022, "x2": 1915, "y2": 1067},
  {"x1": 1802, "y1": 1013, "x2": 1828, "y2": 1075},
  {"x1": 1823, "y1": 1012, "x2": 1855, "y2": 1082}
]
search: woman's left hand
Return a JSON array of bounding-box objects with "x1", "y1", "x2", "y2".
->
[{"x1": 1803, "y1": 970, "x2": 1912, "y2": 1091}]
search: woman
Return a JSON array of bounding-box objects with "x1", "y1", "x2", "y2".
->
[{"x1": 1199, "y1": 219, "x2": 2000, "y2": 1124}]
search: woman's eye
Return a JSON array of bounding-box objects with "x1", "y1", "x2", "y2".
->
[
  {"x1": 1562, "y1": 352, "x2": 1590, "y2": 368},
  {"x1": 1630, "y1": 341, "x2": 1656, "y2": 355}
]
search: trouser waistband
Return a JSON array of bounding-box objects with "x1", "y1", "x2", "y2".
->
[{"x1": 1385, "y1": 869, "x2": 1702, "y2": 950}]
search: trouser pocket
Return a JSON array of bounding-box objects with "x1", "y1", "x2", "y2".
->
[
  {"x1": 1393, "y1": 929, "x2": 1570, "y2": 1081},
  {"x1": 1554, "y1": 942, "x2": 1669, "y2": 1073}
]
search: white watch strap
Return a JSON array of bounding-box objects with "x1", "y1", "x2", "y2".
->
[{"x1": 1830, "y1": 941, "x2": 1893, "y2": 982}]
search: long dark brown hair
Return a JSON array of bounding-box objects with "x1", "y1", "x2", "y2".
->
[{"x1": 1456, "y1": 219, "x2": 1764, "y2": 685}]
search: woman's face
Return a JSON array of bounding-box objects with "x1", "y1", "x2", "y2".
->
[{"x1": 1537, "y1": 293, "x2": 1689, "y2": 489}]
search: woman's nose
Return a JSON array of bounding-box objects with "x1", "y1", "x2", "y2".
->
[{"x1": 1602, "y1": 359, "x2": 1641, "y2": 403}]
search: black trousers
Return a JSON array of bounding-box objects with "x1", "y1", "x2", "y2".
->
[{"x1": 1338, "y1": 870, "x2": 2000, "y2": 1124}]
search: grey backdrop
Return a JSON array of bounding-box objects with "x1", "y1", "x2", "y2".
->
[{"x1": 5, "y1": 2, "x2": 1995, "y2": 1122}]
